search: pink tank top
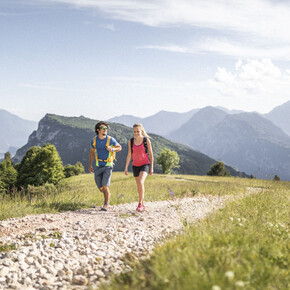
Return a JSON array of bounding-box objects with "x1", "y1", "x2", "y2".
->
[{"x1": 132, "y1": 141, "x2": 150, "y2": 166}]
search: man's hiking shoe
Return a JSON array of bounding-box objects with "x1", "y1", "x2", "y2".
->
[
  {"x1": 101, "y1": 203, "x2": 108, "y2": 211},
  {"x1": 136, "y1": 203, "x2": 145, "y2": 212}
]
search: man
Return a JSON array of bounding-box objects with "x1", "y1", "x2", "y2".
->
[{"x1": 89, "y1": 121, "x2": 122, "y2": 211}]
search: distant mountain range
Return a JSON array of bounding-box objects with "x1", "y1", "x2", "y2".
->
[
  {"x1": 166, "y1": 106, "x2": 290, "y2": 181},
  {"x1": 108, "y1": 101, "x2": 290, "y2": 137},
  {"x1": 107, "y1": 100, "x2": 290, "y2": 180},
  {"x1": 108, "y1": 109, "x2": 199, "y2": 136},
  {"x1": 2, "y1": 100, "x2": 289, "y2": 180},
  {"x1": 12, "y1": 114, "x2": 246, "y2": 177},
  {"x1": 0, "y1": 109, "x2": 38, "y2": 158},
  {"x1": 264, "y1": 100, "x2": 290, "y2": 136}
]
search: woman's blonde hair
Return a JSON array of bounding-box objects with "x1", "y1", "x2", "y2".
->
[{"x1": 133, "y1": 123, "x2": 150, "y2": 138}]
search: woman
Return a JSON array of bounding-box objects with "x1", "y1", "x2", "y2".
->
[{"x1": 124, "y1": 124, "x2": 154, "y2": 212}]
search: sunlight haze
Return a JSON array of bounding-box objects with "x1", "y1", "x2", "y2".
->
[{"x1": 1, "y1": 0, "x2": 290, "y2": 121}]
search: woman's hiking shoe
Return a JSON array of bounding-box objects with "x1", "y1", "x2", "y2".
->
[{"x1": 136, "y1": 203, "x2": 145, "y2": 212}]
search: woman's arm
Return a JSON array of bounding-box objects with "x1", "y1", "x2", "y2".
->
[
  {"x1": 124, "y1": 140, "x2": 132, "y2": 175},
  {"x1": 147, "y1": 139, "x2": 154, "y2": 175}
]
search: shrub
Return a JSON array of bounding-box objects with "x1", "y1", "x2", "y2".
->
[
  {"x1": 64, "y1": 162, "x2": 85, "y2": 178},
  {"x1": 156, "y1": 148, "x2": 180, "y2": 174},
  {"x1": 0, "y1": 152, "x2": 18, "y2": 190},
  {"x1": 207, "y1": 161, "x2": 230, "y2": 176},
  {"x1": 16, "y1": 143, "x2": 64, "y2": 187}
]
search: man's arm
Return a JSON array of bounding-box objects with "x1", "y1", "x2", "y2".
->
[
  {"x1": 89, "y1": 148, "x2": 95, "y2": 173},
  {"x1": 107, "y1": 143, "x2": 122, "y2": 152}
]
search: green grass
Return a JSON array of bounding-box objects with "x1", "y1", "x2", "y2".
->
[
  {"x1": 0, "y1": 172, "x2": 250, "y2": 221},
  {"x1": 1, "y1": 172, "x2": 289, "y2": 221},
  {"x1": 100, "y1": 186, "x2": 290, "y2": 290},
  {"x1": 0, "y1": 242, "x2": 17, "y2": 252},
  {"x1": 1, "y1": 173, "x2": 289, "y2": 289}
]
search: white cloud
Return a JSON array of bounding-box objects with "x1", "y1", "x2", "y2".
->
[
  {"x1": 21, "y1": 83, "x2": 65, "y2": 91},
  {"x1": 210, "y1": 59, "x2": 290, "y2": 112},
  {"x1": 139, "y1": 37, "x2": 290, "y2": 60},
  {"x1": 99, "y1": 23, "x2": 116, "y2": 31},
  {"x1": 137, "y1": 44, "x2": 191, "y2": 54},
  {"x1": 42, "y1": 0, "x2": 290, "y2": 60},
  {"x1": 47, "y1": 0, "x2": 290, "y2": 41}
]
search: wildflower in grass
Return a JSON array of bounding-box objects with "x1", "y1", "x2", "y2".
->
[
  {"x1": 229, "y1": 217, "x2": 234, "y2": 221},
  {"x1": 168, "y1": 186, "x2": 175, "y2": 198},
  {"x1": 117, "y1": 192, "x2": 124, "y2": 198},
  {"x1": 235, "y1": 281, "x2": 245, "y2": 287},
  {"x1": 225, "y1": 270, "x2": 235, "y2": 281},
  {"x1": 212, "y1": 285, "x2": 221, "y2": 290}
]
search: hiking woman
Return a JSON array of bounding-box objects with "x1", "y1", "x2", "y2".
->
[{"x1": 124, "y1": 124, "x2": 154, "y2": 212}]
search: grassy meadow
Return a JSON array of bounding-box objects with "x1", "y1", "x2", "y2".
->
[
  {"x1": 0, "y1": 173, "x2": 289, "y2": 289},
  {"x1": 1, "y1": 172, "x2": 286, "y2": 221}
]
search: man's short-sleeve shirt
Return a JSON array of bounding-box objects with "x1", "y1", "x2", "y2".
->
[{"x1": 91, "y1": 135, "x2": 117, "y2": 167}]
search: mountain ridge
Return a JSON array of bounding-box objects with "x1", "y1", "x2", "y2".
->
[
  {"x1": 167, "y1": 107, "x2": 290, "y2": 180},
  {"x1": 0, "y1": 109, "x2": 38, "y2": 157},
  {"x1": 12, "y1": 114, "x2": 246, "y2": 177}
]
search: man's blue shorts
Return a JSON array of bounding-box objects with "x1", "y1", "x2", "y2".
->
[{"x1": 94, "y1": 166, "x2": 113, "y2": 189}]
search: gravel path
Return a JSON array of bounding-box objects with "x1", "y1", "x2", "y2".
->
[{"x1": 0, "y1": 195, "x2": 228, "y2": 290}]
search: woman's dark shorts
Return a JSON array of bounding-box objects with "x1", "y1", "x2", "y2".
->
[{"x1": 132, "y1": 164, "x2": 150, "y2": 177}]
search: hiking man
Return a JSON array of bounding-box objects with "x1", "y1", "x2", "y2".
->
[{"x1": 89, "y1": 121, "x2": 122, "y2": 211}]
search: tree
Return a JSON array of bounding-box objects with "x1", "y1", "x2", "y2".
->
[
  {"x1": 207, "y1": 161, "x2": 230, "y2": 176},
  {"x1": 156, "y1": 148, "x2": 180, "y2": 174},
  {"x1": 64, "y1": 162, "x2": 85, "y2": 178},
  {"x1": 17, "y1": 143, "x2": 64, "y2": 187},
  {"x1": 0, "y1": 152, "x2": 17, "y2": 190},
  {"x1": 273, "y1": 174, "x2": 280, "y2": 181}
]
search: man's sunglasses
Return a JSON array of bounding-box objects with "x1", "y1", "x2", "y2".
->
[{"x1": 101, "y1": 126, "x2": 108, "y2": 130}]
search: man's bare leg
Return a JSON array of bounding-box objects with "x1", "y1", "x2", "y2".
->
[{"x1": 101, "y1": 186, "x2": 111, "y2": 210}]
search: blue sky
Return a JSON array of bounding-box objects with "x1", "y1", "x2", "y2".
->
[{"x1": 1, "y1": 0, "x2": 290, "y2": 121}]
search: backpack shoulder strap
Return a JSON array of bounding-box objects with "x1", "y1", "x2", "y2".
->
[
  {"x1": 106, "y1": 136, "x2": 111, "y2": 147},
  {"x1": 92, "y1": 136, "x2": 97, "y2": 150},
  {"x1": 143, "y1": 137, "x2": 148, "y2": 154}
]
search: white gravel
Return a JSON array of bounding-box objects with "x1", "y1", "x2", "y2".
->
[{"x1": 0, "y1": 195, "x2": 228, "y2": 290}]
